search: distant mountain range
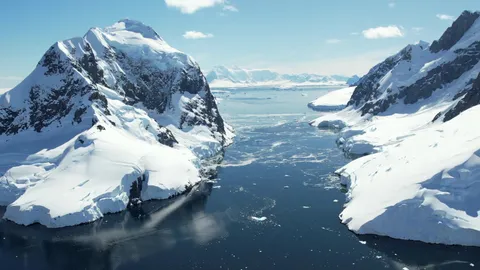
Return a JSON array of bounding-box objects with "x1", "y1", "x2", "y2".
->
[{"x1": 205, "y1": 66, "x2": 359, "y2": 89}]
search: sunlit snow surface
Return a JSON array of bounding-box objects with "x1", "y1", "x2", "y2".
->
[
  {"x1": 310, "y1": 18, "x2": 480, "y2": 246},
  {"x1": 308, "y1": 86, "x2": 355, "y2": 111}
]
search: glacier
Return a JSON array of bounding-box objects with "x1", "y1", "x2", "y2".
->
[
  {"x1": 0, "y1": 19, "x2": 233, "y2": 228},
  {"x1": 310, "y1": 11, "x2": 480, "y2": 246}
]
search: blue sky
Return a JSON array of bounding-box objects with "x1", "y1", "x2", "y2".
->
[{"x1": 0, "y1": 0, "x2": 478, "y2": 88}]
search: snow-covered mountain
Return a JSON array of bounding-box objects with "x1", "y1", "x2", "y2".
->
[
  {"x1": 0, "y1": 19, "x2": 233, "y2": 228},
  {"x1": 206, "y1": 66, "x2": 353, "y2": 88},
  {"x1": 310, "y1": 10, "x2": 480, "y2": 246}
]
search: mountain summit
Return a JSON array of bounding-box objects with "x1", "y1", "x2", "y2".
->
[{"x1": 0, "y1": 20, "x2": 233, "y2": 228}]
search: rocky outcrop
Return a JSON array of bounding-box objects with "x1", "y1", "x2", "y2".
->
[
  {"x1": 441, "y1": 73, "x2": 480, "y2": 122},
  {"x1": 430, "y1": 11, "x2": 480, "y2": 53},
  {"x1": 348, "y1": 43, "x2": 420, "y2": 109},
  {"x1": 346, "y1": 10, "x2": 480, "y2": 120}
]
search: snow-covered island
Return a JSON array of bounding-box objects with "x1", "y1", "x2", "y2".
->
[
  {"x1": 308, "y1": 86, "x2": 356, "y2": 111},
  {"x1": 310, "y1": 10, "x2": 480, "y2": 246},
  {"x1": 205, "y1": 66, "x2": 359, "y2": 89},
  {"x1": 0, "y1": 19, "x2": 234, "y2": 228}
]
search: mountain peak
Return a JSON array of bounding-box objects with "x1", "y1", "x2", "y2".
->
[
  {"x1": 430, "y1": 10, "x2": 480, "y2": 53},
  {"x1": 105, "y1": 19, "x2": 162, "y2": 40}
]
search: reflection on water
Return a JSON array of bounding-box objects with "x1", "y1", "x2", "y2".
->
[
  {"x1": 1, "y1": 88, "x2": 480, "y2": 270},
  {"x1": 0, "y1": 182, "x2": 228, "y2": 270}
]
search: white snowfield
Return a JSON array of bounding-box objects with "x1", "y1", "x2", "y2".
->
[
  {"x1": 206, "y1": 66, "x2": 350, "y2": 89},
  {"x1": 308, "y1": 86, "x2": 355, "y2": 111},
  {"x1": 0, "y1": 20, "x2": 233, "y2": 228},
  {"x1": 311, "y1": 13, "x2": 480, "y2": 246}
]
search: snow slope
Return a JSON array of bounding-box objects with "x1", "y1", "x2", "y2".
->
[
  {"x1": 0, "y1": 19, "x2": 233, "y2": 228},
  {"x1": 0, "y1": 88, "x2": 10, "y2": 95},
  {"x1": 206, "y1": 66, "x2": 353, "y2": 89},
  {"x1": 308, "y1": 86, "x2": 355, "y2": 111},
  {"x1": 310, "y1": 11, "x2": 480, "y2": 246}
]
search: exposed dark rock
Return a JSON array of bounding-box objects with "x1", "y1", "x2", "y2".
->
[
  {"x1": 430, "y1": 11, "x2": 480, "y2": 53},
  {"x1": 41, "y1": 46, "x2": 67, "y2": 76},
  {"x1": 401, "y1": 41, "x2": 480, "y2": 105},
  {"x1": 442, "y1": 72, "x2": 480, "y2": 122},
  {"x1": 73, "y1": 107, "x2": 87, "y2": 124},
  {"x1": 79, "y1": 43, "x2": 107, "y2": 86},
  {"x1": 96, "y1": 125, "x2": 106, "y2": 131},
  {"x1": 0, "y1": 108, "x2": 24, "y2": 135},
  {"x1": 348, "y1": 45, "x2": 413, "y2": 108},
  {"x1": 128, "y1": 175, "x2": 146, "y2": 207},
  {"x1": 1, "y1": 21, "x2": 229, "y2": 147},
  {"x1": 88, "y1": 92, "x2": 108, "y2": 108},
  {"x1": 357, "y1": 41, "x2": 480, "y2": 116},
  {"x1": 157, "y1": 127, "x2": 178, "y2": 147}
]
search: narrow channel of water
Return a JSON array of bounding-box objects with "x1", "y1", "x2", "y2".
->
[{"x1": 0, "y1": 87, "x2": 479, "y2": 270}]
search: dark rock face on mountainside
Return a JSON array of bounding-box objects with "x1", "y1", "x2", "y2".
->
[
  {"x1": 0, "y1": 19, "x2": 229, "y2": 146},
  {"x1": 347, "y1": 10, "x2": 480, "y2": 120},
  {"x1": 430, "y1": 11, "x2": 480, "y2": 53},
  {"x1": 440, "y1": 73, "x2": 480, "y2": 122}
]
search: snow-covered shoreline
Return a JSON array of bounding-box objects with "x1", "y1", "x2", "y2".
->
[
  {"x1": 310, "y1": 11, "x2": 480, "y2": 246},
  {"x1": 308, "y1": 86, "x2": 355, "y2": 111}
]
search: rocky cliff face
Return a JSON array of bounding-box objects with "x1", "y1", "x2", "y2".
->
[
  {"x1": 348, "y1": 11, "x2": 480, "y2": 120},
  {"x1": 0, "y1": 19, "x2": 229, "y2": 145}
]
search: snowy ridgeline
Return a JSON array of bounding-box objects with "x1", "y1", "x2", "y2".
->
[
  {"x1": 0, "y1": 19, "x2": 234, "y2": 228},
  {"x1": 310, "y1": 11, "x2": 480, "y2": 246},
  {"x1": 308, "y1": 87, "x2": 356, "y2": 111},
  {"x1": 205, "y1": 66, "x2": 359, "y2": 89}
]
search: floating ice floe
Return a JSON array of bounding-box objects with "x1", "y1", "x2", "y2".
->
[{"x1": 251, "y1": 216, "x2": 267, "y2": 222}]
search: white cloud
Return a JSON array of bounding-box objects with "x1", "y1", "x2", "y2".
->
[
  {"x1": 164, "y1": 0, "x2": 237, "y2": 14},
  {"x1": 165, "y1": 0, "x2": 224, "y2": 14},
  {"x1": 183, "y1": 31, "x2": 214, "y2": 39},
  {"x1": 223, "y1": 4, "x2": 238, "y2": 12},
  {"x1": 411, "y1": 27, "x2": 424, "y2": 35},
  {"x1": 326, "y1": 39, "x2": 341, "y2": 44},
  {"x1": 436, "y1": 14, "x2": 455, "y2": 21},
  {"x1": 388, "y1": 2, "x2": 395, "y2": 8},
  {"x1": 362, "y1": 25, "x2": 404, "y2": 39}
]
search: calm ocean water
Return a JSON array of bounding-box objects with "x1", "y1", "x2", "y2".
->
[{"x1": 1, "y1": 87, "x2": 479, "y2": 270}]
